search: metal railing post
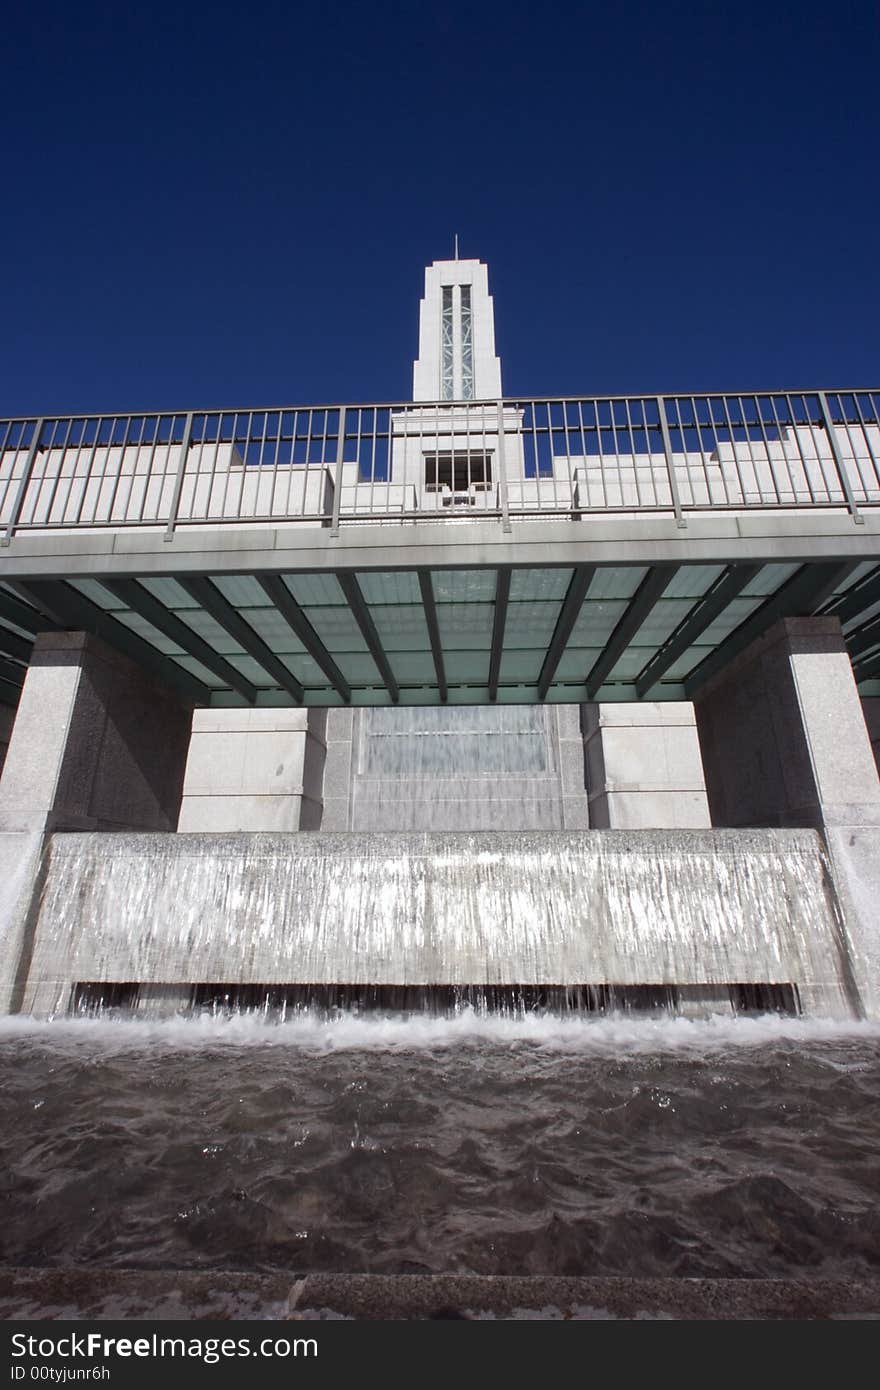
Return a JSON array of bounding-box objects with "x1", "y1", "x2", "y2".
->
[
  {"x1": 1, "y1": 418, "x2": 44, "y2": 547},
  {"x1": 657, "y1": 396, "x2": 686, "y2": 527},
  {"x1": 496, "y1": 399, "x2": 512, "y2": 533},
  {"x1": 817, "y1": 390, "x2": 864, "y2": 524},
  {"x1": 163, "y1": 412, "x2": 194, "y2": 542},
  {"x1": 329, "y1": 407, "x2": 346, "y2": 537}
]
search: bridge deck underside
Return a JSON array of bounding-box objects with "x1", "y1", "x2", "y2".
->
[{"x1": 0, "y1": 548, "x2": 879, "y2": 709}]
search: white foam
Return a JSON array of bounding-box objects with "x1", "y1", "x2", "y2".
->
[{"x1": 0, "y1": 1008, "x2": 877, "y2": 1055}]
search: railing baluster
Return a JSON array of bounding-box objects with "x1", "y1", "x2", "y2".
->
[
  {"x1": 2, "y1": 418, "x2": 44, "y2": 546},
  {"x1": 817, "y1": 390, "x2": 864, "y2": 524},
  {"x1": 330, "y1": 406, "x2": 346, "y2": 536},
  {"x1": 163, "y1": 412, "x2": 194, "y2": 542},
  {"x1": 656, "y1": 396, "x2": 686, "y2": 527},
  {"x1": 496, "y1": 399, "x2": 511, "y2": 533}
]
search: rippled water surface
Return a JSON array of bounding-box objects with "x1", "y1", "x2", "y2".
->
[{"x1": 1, "y1": 1014, "x2": 879, "y2": 1279}]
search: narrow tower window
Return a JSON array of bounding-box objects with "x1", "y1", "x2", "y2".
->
[
  {"x1": 460, "y1": 285, "x2": 474, "y2": 400},
  {"x1": 441, "y1": 286, "x2": 454, "y2": 401}
]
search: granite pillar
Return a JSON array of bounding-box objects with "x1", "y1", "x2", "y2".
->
[
  {"x1": 694, "y1": 617, "x2": 880, "y2": 1018},
  {"x1": 0, "y1": 631, "x2": 193, "y2": 1012}
]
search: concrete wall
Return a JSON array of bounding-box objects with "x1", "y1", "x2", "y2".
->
[
  {"x1": 583, "y1": 702, "x2": 710, "y2": 829},
  {"x1": 178, "y1": 709, "x2": 326, "y2": 832}
]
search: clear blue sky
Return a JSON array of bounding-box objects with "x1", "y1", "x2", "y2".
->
[{"x1": 2, "y1": 0, "x2": 877, "y2": 415}]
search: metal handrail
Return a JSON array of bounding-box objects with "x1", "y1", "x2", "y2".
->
[
  {"x1": 2, "y1": 385, "x2": 878, "y2": 423},
  {"x1": 0, "y1": 388, "x2": 876, "y2": 539}
]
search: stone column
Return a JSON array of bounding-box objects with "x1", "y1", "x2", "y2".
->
[
  {"x1": 582, "y1": 702, "x2": 710, "y2": 829},
  {"x1": 693, "y1": 616, "x2": 880, "y2": 1018},
  {"x1": 178, "y1": 708, "x2": 327, "y2": 831},
  {"x1": 0, "y1": 631, "x2": 194, "y2": 1012}
]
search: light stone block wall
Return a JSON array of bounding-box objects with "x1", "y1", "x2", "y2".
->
[
  {"x1": 178, "y1": 709, "x2": 327, "y2": 832},
  {"x1": 583, "y1": 702, "x2": 711, "y2": 829}
]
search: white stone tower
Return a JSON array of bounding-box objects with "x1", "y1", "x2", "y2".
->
[
  {"x1": 412, "y1": 257, "x2": 502, "y2": 403},
  {"x1": 384, "y1": 255, "x2": 518, "y2": 514}
]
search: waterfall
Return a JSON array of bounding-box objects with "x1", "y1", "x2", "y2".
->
[
  {"x1": 21, "y1": 827, "x2": 857, "y2": 1018},
  {"x1": 350, "y1": 705, "x2": 565, "y2": 832}
]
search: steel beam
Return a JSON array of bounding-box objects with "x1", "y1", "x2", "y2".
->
[
  {"x1": 418, "y1": 570, "x2": 447, "y2": 702},
  {"x1": 488, "y1": 567, "x2": 510, "y2": 702},
  {"x1": 0, "y1": 657, "x2": 24, "y2": 688},
  {"x1": 101, "y1": 577, "x2": 257, "y2": 702},
  {"x1": 0, "y1": 625, "x2": 34, "y2": 665},
  {"x1": 823, "y1": 565, "x2": 880, "y2": 626},
  {"x1": 257, "y1": 575, "x2": 352, "y2": 702},
  {"x1": 0, "y1": 586, "x2": 58, "y2": 636},
  {"x1": 845, "y1": 613, "x2": 880, "y2": 662},
  {"x1": 177, "y1": 575, "x2": 304, "y2": 702},
  {"x1": 635, "y1": 564, "x2": 762, "y2": 697},
  {"x1": 684, "y1": 561, "x2": 856, "y2": 697},
  {"x1": 585, "y1": 566, "x2": 679, "y2": 698},
  {"x1": 13, "y1": 580, "x2": 211, "y2": 704},
  {"x1": 336, "y1": 571, "x2": 399, "y2": 702},
  {"x1": 854, "y1": 658, "x2": 880, "y2": 688},
  {"x1": 537, "y1": 566, "x2": 595, "y2": 699},
  {"x1": 854, "y1": 648, "x2": 880, "y2": 680}
]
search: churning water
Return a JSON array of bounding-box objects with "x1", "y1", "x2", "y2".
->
[{"x1": 1, "y1": 1013, "x2": 879, "y2": 1280}]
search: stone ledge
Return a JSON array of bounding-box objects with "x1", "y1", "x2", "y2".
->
[{"x1": 1, "y1": 1269, "x2": 879, "y2": 1321}]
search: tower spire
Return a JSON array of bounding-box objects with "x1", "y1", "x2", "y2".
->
[{"x1": 454, "y1": 233, "x2": 459, "y2": 260}]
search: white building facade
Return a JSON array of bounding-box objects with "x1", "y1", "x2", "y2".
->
[{"x1": 179, "y1": 256, "x2": 710, "y2": 832}]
